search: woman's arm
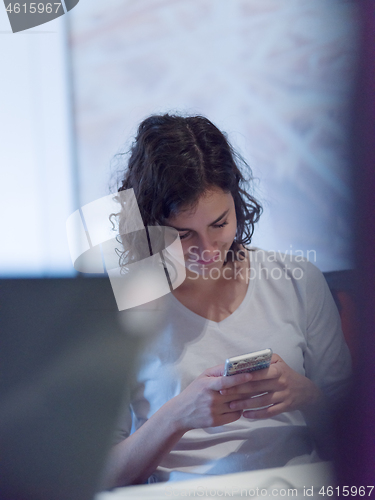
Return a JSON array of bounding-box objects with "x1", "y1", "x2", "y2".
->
[
  {"x1": 102, "y1": 396, "x2": 186, "y2": 488},
  {"x1": 102, "y1": 366, "x2": 253, "y2": 488}
]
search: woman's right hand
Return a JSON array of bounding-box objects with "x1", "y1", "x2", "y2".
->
[
  {"x1": 171, "y1": 364, "x2": 253, "y2": 432},
  {"x1": 104, "y1": 364, "x2": 253, "y2": 487}
]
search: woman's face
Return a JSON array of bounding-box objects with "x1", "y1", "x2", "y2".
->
[{"x1": 165, "y1": 187, "x2": 237, "y2": 275}]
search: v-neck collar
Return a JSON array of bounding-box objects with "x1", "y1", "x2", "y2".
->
[{"x1": 169, "y1": 249, "x2": 256, "y2": 326}]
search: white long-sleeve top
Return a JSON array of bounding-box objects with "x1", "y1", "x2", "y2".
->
[{"x1": 116, "y1": 249, "x2": 351, "y2": 482}]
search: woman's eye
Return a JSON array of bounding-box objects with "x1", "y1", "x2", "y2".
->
[
  {"x1": 213, "y1": 221, "x2": 228, "y2": 229},
  {"x1": 179, "y1": 231, "x2": 190, "y2": 240}
]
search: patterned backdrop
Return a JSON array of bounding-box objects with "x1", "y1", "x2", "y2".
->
[{"x1": 69, "y1": 0, "x2": 359, "y2": 271}]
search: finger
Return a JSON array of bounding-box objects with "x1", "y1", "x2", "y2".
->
[
  {"x1": 217, "y1": 399, "x2": 246, "y2": 414},
  {"x1": 248, "y1": 363, "x2": 281, "y2": 381},
  {"x1": 242, "y1": 401, "x2": 287, "y2": 419},
  {"x1": 203, "y1": 363, "x2": 226, "y2": 377},
  {"x1": 270, "y1": 353, "x2": 282, "y2": 364},
  {"x1": 213, "y1": 411, "x2": 243, "y2": 427},
  {"x1": 220, "y1": 377, "x2": 279, "y2": 396},
  {"x1": 228, "y1": 391, "x2": 282, "y2": 411},
  {"x1": 209, "y1": 372, "x2": 253, "y2": 391}
]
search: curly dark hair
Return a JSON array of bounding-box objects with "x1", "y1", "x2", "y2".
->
[{"x1": 115, "y1": 113, "x2": 262, "y2": 262}]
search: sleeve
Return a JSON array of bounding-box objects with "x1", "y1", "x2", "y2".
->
[{"x1": 302, "y1": 260, "x2": 352, "y2": 402}]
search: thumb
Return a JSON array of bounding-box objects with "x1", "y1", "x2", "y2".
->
[
  {"x1": 203, "y1": 363, "x2": 225, "y2": 377},
  {"x1": 270, "y1": 353, "x2": 283, "y2": 364}
]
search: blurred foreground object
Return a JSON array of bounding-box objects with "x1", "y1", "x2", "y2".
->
[
  {"x1": 96, "y1": 461, "x2": 334, "y2": 500},
  {"x1": 334, "y1": 0, "x2": 375, "y2": 489},
  {"x1": 0, "y1": 277, "x2": 139, "y2": 500}
]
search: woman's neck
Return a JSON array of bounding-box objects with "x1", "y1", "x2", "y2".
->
[{"x1": 178, "y1": 251, "x2": 249, "y2": 293}]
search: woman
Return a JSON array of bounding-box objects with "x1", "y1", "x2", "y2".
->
[{"x1": 105, "y1": 114, "x2": 351, "y2": 487}]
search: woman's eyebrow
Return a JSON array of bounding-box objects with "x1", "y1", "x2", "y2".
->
[
  {"x1": 209, "y1": 209, "x2": 229, "y2": 226},
  {"x1": 169, "y1": 210, "x2": 229, "y2": 232}
]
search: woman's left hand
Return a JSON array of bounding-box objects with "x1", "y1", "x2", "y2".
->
[{"x1": 220, "y1": 354, "x2": 322, "y2": 419}]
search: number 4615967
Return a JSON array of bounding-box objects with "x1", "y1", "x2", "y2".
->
[
  {"x1": 319, "y1": 485, "x2": 374, "y2": 496},
  {"x1": 6, "y1": 3, "x2": 62, "y2": 14}
]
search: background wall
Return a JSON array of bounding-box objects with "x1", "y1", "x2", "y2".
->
[
  {"x1": 0, "y1": 0, "x2": 359, "y2": 276},
  {"x1": 0, "y1": 11, "x2": 75, "y2": 276},
  {"x1": 69, "y1": 0, "x2": 359, "y2": 272}
]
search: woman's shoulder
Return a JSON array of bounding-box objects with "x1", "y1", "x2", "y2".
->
[
  {"x1": 245, "y1": 246, "x2": 325, "y2": 286},
  {"x1": 246, "y1": 246, "x2": 312, "y2": 266}
]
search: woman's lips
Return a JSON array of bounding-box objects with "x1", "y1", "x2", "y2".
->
[
  {"x1": 196, "y1": 258, "x2": 215, "y2": 265},
  {"x1": 187, "y1": 253, "x2": 222, "y2": 265}
]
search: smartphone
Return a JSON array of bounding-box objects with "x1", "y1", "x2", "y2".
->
[{"x1": 224, "y1": 348, "x2": 273, "y2": 376}]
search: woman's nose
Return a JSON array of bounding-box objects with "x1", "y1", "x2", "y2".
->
[{"x1": 196, "y1": 235, "x2": 217, "y2": 259}]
